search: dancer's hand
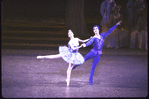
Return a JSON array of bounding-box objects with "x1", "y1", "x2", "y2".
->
[
  {"x1": 78, "y1": 44, "x2": 83, "y2": 49},
  {"x1": 82, "y1": 43, "x2": 86, "y2": 47},
  {"x1": 117, "y1": 20, "x2": 122, "y2": 25},
  {"x1": 80, "y1": 44, "x2": 83, "y2": 47}
]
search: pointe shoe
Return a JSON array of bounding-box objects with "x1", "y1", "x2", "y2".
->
[
  {"x1": 37, "y1": 56, "x2": 44, "y2": 59},
  {"x1": 89, "y1": 82, "x2": 94, "y2": 85},
  {"x1": 66, "y1": 79, "x2": 70, "y2": 86}
]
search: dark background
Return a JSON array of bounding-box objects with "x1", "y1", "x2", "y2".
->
[
  {"x1": 2, "y1": 0, "x2": 130, "y2": 20},
  {"x1": 1, "y1": 0, "x2": 148, "y2": 50}
]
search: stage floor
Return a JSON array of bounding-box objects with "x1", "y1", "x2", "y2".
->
[{"x1": 1, "y1": 48, "x2": 148, "y2": 98}]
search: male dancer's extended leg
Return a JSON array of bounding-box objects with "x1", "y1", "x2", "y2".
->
[
  {"x1": 72, "y1": 51, "x2": 94, "y2": 70},
  {"x1": 89, "y1": 55, "x2": 100, "y2": 85}
]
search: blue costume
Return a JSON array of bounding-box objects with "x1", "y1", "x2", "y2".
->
[
  {"x1": 72, "y1": 24, "x2": 118, "y2": 85},
  {"x1": 59, "y1": 44, "x2": 84, "y2": 65}
]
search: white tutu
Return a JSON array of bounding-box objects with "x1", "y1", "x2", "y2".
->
[{"x1": 59, "y1": 46, "x2": 84, "y2": 65}]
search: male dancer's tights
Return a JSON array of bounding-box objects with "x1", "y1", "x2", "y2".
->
[{"x1": 73, "y1": 51, "x2": 101, "y2": 84}]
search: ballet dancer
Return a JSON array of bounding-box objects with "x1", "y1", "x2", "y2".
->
[
  {"x1": 37, "y1": 29, "x2": 90, "y2": 86},
  {"x1": 72, "y1": 20, "x2": 122, "y2": 85}
]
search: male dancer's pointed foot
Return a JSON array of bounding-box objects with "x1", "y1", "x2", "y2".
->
[
  {"x1": 72, "y1": 65, "x2": 78, "y2": 70},
  {"x1": 89, "y1": 80, "x2": 94, "y2": 85},
  {"x1": 89, "y1": 82, "x2": 94, "y2": 85}
]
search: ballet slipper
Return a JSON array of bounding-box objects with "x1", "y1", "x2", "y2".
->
[
  {"x1": 37, "y1": 56, "x2": 44, "y2": 59},
  {"x1": 72, "y1": 65, "x2": 79, "y2": 70},
  {"x1": 89, "y1": 80, "x2": 94, "y2": 85},
  {"x1": 89, "y1": 81, "x2": 94, "y2": 85}
]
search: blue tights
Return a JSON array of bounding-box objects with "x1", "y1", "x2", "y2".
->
[{"x1": 73, "y1": 51, "x2": 101, "y2": 85}]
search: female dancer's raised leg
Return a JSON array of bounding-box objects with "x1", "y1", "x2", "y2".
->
[{"x1": 37, "y1": 54, "x2": 61, "y2": 59}]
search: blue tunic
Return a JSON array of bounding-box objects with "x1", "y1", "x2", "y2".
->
[{"x1": 85, "y1": 24, "x2": 118, "y2": 53}]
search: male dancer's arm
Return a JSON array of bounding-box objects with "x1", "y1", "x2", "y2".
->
[
  {"x1": 102, "y1": 21, "x2": 122, "y2": 39},
  {"x1": 102, "y1": 24, "x2": 118, "y2": 39},
  {"x1": 82, "y1": 37, "x2": 95, "y2": 47}
]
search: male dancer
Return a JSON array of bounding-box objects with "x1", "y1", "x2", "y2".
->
[{"x1": 72, "y1": 21, "x2": 122, "y2": 85}]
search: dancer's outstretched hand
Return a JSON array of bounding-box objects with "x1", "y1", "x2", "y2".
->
[
  {"x1": 117, "y1": 20, "x2": 122, "y2": 25},
  {"x1": 82, "y1": 43, "x2": 86, "y2": 47}
]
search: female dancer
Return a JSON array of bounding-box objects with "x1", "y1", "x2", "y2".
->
[{"x1": 37, "y1": 29, "x2": 89, "y2": 86}]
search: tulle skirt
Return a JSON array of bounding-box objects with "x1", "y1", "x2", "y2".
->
[{"x1": 59, "y1": 46, "x2": 84, "y2": 65}]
